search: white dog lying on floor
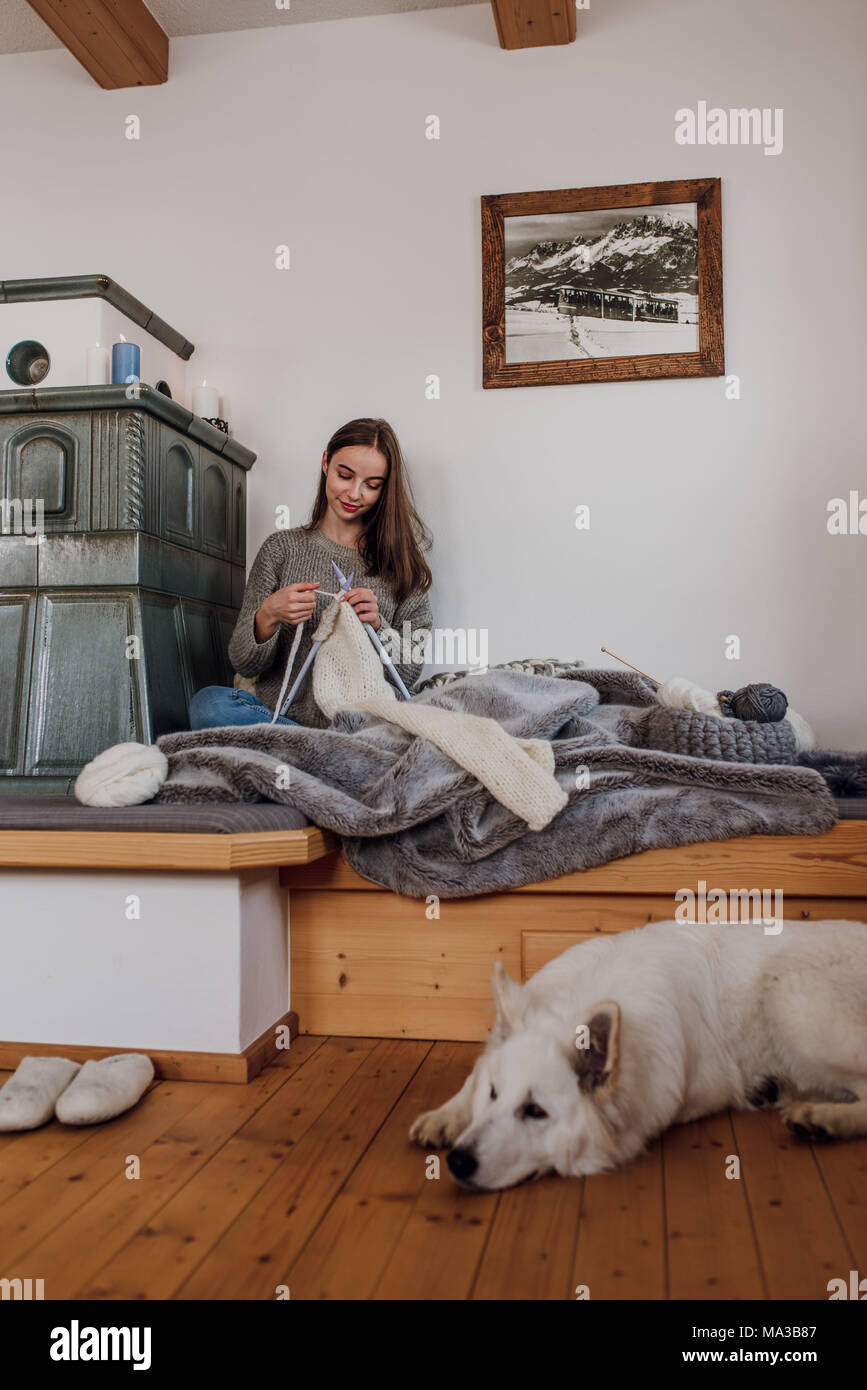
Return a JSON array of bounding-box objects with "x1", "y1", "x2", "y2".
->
[{"x1": 409, "y1": 919, "x2": 867, "y2": 1190}]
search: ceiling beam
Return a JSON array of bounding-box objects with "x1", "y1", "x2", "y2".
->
[
  {"x1": 490, "y1": 0, "x2": 576, "y2": 49},
  {"x1": 25, "y1": 0, "x2": 168, "y2": 88}
]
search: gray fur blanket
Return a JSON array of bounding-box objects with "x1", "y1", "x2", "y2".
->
[{"x1": 153, "y1": 668, "x2": 838, "y2": 899}]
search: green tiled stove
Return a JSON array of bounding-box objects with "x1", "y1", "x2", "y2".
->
[{"x1": 0, "y1": 275, "x2": 256, "y2": 794}]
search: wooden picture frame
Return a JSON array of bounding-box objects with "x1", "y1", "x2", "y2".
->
[{"x1": 481, "y1": 178, "x2": 724, "y2": 388}]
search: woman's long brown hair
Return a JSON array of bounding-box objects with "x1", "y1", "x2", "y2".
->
[{"x1": 304, "y1": 418, "x2": 433, "y2": 605}]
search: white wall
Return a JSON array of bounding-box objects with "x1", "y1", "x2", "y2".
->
[
  {"x1": 0, "y1": 298, "x2": 188, "y2": 398},
  {"x1": 1, "y1": 0, "x2": 864, "y2": 745}
]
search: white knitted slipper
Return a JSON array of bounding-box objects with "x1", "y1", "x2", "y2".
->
[
  {"x1": 0, "y1": 1056, "x2": 82, "y2": 1131},
  {"x1": 54, "y1": 1054, "x2": 155, "y2": 1126}
]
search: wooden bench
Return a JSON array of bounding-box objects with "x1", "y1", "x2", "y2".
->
[
  {"x1": 0, "y1": 826, "x2": 334, "y2": 1084},
  {"x1": 281, "y1": 822, "x2": 867, "y2": 1042},
  {"x1": 3, "y1": 820, "x2": 866, "y2": 1073}
]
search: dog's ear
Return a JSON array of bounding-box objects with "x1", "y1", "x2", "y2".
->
[
  {"x1": 491, "y1": 961, "x2": 524, "y2": 1039},
  {"x1": 573, "y1": 1001, "x2": 620, "y2": 1097}
]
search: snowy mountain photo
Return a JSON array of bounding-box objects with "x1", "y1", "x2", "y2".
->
[{"x1": 502, "y1": 201, "x2": 700, "y2": 364}]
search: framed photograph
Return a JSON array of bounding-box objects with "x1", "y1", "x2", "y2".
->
[{"x1": 481, "y1": 178, "x2": 723, "y2": 387}]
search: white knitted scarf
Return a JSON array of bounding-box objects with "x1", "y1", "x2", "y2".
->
[{"x1": 287, "y1": 596, "x2": 566, "y2": 831}]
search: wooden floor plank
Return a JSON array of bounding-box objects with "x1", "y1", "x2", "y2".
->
[
  {"x1": 471, "y1": 1177, "x2": 583, "y2": 1300},
  {"x1": 21, "y1": 1064, "x2": 297, "y2": 1298},
  {"x1": 0, "y1": 1078, "x2": 213, "y2": 1271},
  {"x1": 731, "y1": 1109, "x2": 852, "y2": 1300},
  {"x1": 0, "y1": 1093, "x2": 99, "y2": 1205},
  {"x1": 810, "y1": 1136, "x2": 867, "y2": 1277},
  {"x1": 288, "y1": 1041, "x2": 478, "y2": 1299},
  {"x1": 175, "y1": 1038, "x2": 431, "y2": 1300},
  {"x1": 342, "y1": 1041, "x2": 477, "y2": 1199},
  {"x1": 287, "y1": 1192, "x2": 415, "y2": 1300},
  {"x1": 664, "y1": 1111, "x2": 765, "y2": 1300},
  {"x1": 570, "y1": 1139, "x2": 665, "y2": 1299},
  {"x1": 351, "y1": 1043, "x2": 506, "y2": 1303},
  {"x1": 371, "y1": 1046, "x2": 499, "y2": 1302},
  {"x1": 373, "y1": 1186, "x2": 498, "y2": 1301},
  {"x1": 77, "y1": 1036, "x2": 368, "y2": 1300}
]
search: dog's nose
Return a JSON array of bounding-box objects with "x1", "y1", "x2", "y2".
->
[{"x1": 447, "y1": 1147, "x2": 478, "y2": 1182}]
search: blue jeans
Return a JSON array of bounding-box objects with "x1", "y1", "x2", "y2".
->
[{"x1": 189, "y1": 686, "x2": 301, "y2": 730}]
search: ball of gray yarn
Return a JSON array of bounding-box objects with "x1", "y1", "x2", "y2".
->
[{"x1": 716, "y1": 683, "x2": 788, "y2": 722}]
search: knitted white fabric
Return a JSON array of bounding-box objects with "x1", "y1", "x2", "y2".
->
[
  {"x1": 306, "y1": 599, "x2": 565, "y2": 829},
  {"x1": 311, "y1": 595, "x2": 396, "y2": 721},
  {"x1": 354, "y1": 696, "x2": 568, "y2": 831}
]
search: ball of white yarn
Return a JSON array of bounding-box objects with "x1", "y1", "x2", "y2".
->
[
  {"x1": 784, "y1": 708, "x2": 816, "y2": 752},
  {"x1": 74, "y1": 742, "x2": 168, "y2": 807},
  {"x1": 657, "y1": 677, "x2": 722, "y2": 715}
]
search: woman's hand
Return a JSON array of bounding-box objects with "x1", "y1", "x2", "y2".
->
[
  {"x1": 342, "y1": 587, "x2": 381, "y2": 630},
  {"x1": 254, "y1": 582, "x2": 320, "y2": 642}
]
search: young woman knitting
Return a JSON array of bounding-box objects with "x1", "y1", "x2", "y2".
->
[{"x1": 189, "y1": 417, "x2": 434, "y2": 729}]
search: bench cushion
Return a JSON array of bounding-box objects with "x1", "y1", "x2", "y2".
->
[
  {"x1": 0, "y1": 794, "x2": 862, "y2": 835},
  {"x1": 0, "y1": 796, "x2": 308, "y2": 834}
]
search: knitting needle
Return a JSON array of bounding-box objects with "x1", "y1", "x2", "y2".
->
[
  {"x1": 331, "y1": 559, "x2": 413, "y2": 701},
  {"x1": 277, "y1": 570, "x2": 354, "y2": 717},
  {"x1": 600, "y1": 646, "x2": 662, "y2": 685}
]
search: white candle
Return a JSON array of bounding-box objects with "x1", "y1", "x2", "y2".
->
[
  {"x1": 192, "y1": 379, "x2": 219, "y2": 417},
  {"x1": 86, "y1": 343, "x2": 110, "y2": 386}
]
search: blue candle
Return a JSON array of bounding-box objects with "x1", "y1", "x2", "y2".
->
[{"x1": 111, "y1": 340, "x2": 140, "y2": 384}]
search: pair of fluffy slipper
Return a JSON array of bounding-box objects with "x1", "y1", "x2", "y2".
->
[{"x1": 0, "y1": 1054, "x2": 154, "y2": 1131}]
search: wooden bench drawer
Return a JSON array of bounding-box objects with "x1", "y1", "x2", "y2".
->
[{"x1": 521, "y1": 898, "x2": 867, "y2": 980}]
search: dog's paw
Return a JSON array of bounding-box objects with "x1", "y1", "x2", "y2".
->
[
  {"x1": 409, "y1": 1107, "x2": 461, "y2": 1150},
  {"x1": 781, "y1": 1102, "x2": 832, "y2": 1143}
]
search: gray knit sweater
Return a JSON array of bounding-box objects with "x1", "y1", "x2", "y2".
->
[{"x1": 227, "y1": 526, "x2": 433, "y2": 728}]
